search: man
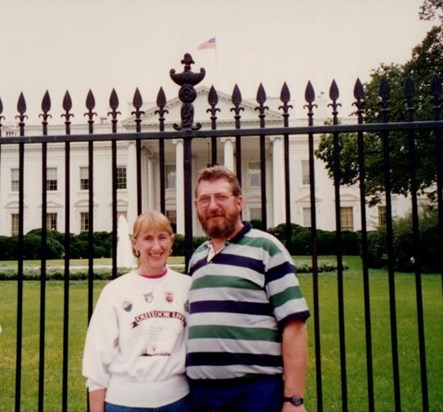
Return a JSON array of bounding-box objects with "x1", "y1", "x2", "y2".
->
[{"x1": 187, "y1": 165, "x2": 310, "y2": 412}]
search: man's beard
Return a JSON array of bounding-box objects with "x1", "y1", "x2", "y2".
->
[{"x1": 198, "y1": 211, "x2": 238, "y2": 239}]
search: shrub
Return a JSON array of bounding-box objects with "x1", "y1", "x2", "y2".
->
[
  {"x1": 268, "y1": 223, "x2": 361, "y2": 256},
  {"x1": 0, "y1": 230, "x2": 114, "y2": 261},
  {"x1": 341, "y1": 231, "x2": 361, "y2": 255},
  {"x1": 171, "y1": 234, "x2": 207, "y2": 257},
  {"x1": 367, "y1": 229, "x2": 387, "y2": 268},
  {"x1": 366, "y1": 206, "x2": 441, "y2": 272},
  {"x1": 0, "y1": 236, "x2": 18, "y2": 260}
]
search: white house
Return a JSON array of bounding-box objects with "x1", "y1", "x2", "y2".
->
[{"x1": 0, "y1": 86, "x2": 415, "y2": 237}]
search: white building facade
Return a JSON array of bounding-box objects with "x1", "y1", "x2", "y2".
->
[{"x1": 0, "y1": 87, "x2": 415, "y2": 237}]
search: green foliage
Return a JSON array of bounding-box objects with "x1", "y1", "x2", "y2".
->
[
  {"x1": 367, "y1": 229, "x2": 387, "y2": 268},
  {"x1": 367, "y1": 206, "x2": 441, "y2": 272},
  {"x1": 0, "y1": 231, "x2": 113, "y2": 260},
  {"x1": 419, "y1": 0, "x2": 443, "y2": 23},
  {"x1": 0, "y1": 235, "x2": 18, "y2": 259},
  {"x1": 250, "y1": 219, "x2": 264, "y2": 230},
  {"x1": 171, "y1": 234, "x2": 208, "y2": 257},
  {"x1": 0, "y1": 266, "x2": 128, "y2": 281},
  {"x1": 315, "y1": 26, "x2": 443, "y2": 206},
  {"x1": 269, "y1": 223, "x2": 361, "y2": 256}
]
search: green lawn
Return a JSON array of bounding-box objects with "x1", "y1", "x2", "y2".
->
[{"x1": 0, "y1": 257, "x2": 441, "y2": 411}]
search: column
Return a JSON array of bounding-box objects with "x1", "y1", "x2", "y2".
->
[
  {"x1": 221, "y1": 137, "x2": 236, "y2": 171},
  {"x1": 146, "y1": 151, "x2": 156, "y2": 211},
  {"x1": 173, "y1": 139, "x2": 185, "y2": 234},
  {"x1": 127, "y1": 142, "x2": 137, "y2": 230},
  {"x1": 270, "y1": 136, "x2": 285, "y2": 226}
]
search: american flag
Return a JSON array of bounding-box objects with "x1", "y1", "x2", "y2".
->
[{"x1": 197, "y1": 37, "x2": 216, "y2": 50}]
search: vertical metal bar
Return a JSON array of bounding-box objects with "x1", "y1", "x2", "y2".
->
[
  {"x1": 87, "y1": 139, "x2": 95, "y2": 320},
  {"x1": 136, "y1": 140, "x2": 142, "y2": 215},
  {"x1": 85, "y1": 91, "x2": 96, "y2": 322},
  {"x1": 14, "y1": 95, "x2": 27, "y2": 412},
  {"x1": 404, "y1": 78, "x2": 428, "y2": 411},
  {"x1": 235, "y1": 137, "x2": 242, "y2": 187},
  {"x1": 283, "y1": 136, "x2": 291, "y2": 251},
  {"x1": 15, "y1": 141, "x2": 25, "y2": 412},
  {"x1": 109, "y1": 90, "x2": 120, "y2": 280},
  {"x1": 211, "y1": 136, "x2": 217, "y2": 165},
  {"x1": 61, "y1": 92, "x2": 73, "y2": 412},
  {"x1": 208, "y1": 86, "x2": 219, "y2": 166},
  {"x1": 62, "y1": 139, "x2": 71, "y2": 412},
  {"x1": 183, "y1": 133, "x2": 193, "y2": 270},
  {"x1": 430, "y1": 76, "x2": 443, "y2": 292},
  {"x1": 257, "y1": 85, "x2": 268, "y2": 229},
  {"x1": 379, "y1": 80, "x2": 401, "y2": 411},
  {"x1": 156, "y1": 88, "x2": 167, "y2": 215},
  {"x1": 329, "y1": 83, "x2": 347, "y2": 412},
  {"x1": 304, "y1": 82, "x2": 323, "y2": 411},
  {"x1": 354, "y1": 80, "x2": 374, "y2": 411},
  {"x1": 85, "y1": 94, "x2": 96, "y2": 412},
  {"x1": 111, "y1": 139, "x2": 117, "y2": 279},
  {"x1": 259, "y1": 134, "x2": 267, "y2": 229},
  {"x1": 38, "y1": 94, "x2": 50, "y2": 412},
  {"x1": 383, "y1": 132, "x2": 402, "y2": 411},
  {"x1": 133, "y1": 89, "x2": 143, "y2": 216},
  {"x1": 231, "y1": 85, "x2": 243, "y2": 186},
  {"x1": 159, "y1": 141, "x2": 166, "y2": 214},
  {"x1": 38, "y1": 141, "x2": 48, "y2": 412}
]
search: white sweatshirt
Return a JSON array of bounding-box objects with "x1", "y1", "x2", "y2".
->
[{"x1": 82, "y1": 269, "x2": 191, "y2": 408}]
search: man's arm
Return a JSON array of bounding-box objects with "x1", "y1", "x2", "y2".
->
[
  {"x1": 88, "y1": 388, "x2": 106, "y2": 412},
  {"x1": 282, "y1": 319, "x2": 308, "y2": 412}
]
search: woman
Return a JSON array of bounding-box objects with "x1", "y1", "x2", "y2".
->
[{"x1": 82, "y1": 211, "x2": 191, "y2": 412}]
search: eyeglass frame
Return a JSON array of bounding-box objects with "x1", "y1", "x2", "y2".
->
[{"x1": 195, "y1": 192, "x2": 238, "y2": 207}]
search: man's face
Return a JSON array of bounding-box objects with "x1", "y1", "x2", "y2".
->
[{"x1": 194, "y1": 178, "x2": 243, "y2": 239}]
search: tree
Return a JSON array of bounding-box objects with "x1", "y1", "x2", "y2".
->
[
  {"x1": 419, "y1": 0, "x2": 443, "y2": 23},
  {"x1": 315, "y1": 26, "x2": 442, "y2": 206}
]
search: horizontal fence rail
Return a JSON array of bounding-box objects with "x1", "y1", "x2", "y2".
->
[{"x1": 0, "y1": 54, "x2": 442, "y2": 412}]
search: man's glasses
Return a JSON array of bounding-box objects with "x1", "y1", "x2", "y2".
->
[{"x1": 196, "y1": 193, "x2": 235, "y2": 207}]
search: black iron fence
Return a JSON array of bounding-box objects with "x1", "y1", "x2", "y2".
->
[{"x1": 0, "y1": 54, "x2": 442, "y2": 411}]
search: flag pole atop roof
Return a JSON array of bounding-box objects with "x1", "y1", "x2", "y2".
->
[
  {"x1": 196, "y1": 36, "x2": 218, "y2": 87},
  {"x1": 197, "y1": 36, "x2": 216, "y2": 50}
]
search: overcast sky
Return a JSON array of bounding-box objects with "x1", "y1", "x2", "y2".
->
[{"x1": 0, "y1": 0, "x2": 435, "y2": 123}]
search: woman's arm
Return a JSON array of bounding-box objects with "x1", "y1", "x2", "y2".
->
[{"x1": 88, "y1": 388, "x2": 106, "y2": 412}]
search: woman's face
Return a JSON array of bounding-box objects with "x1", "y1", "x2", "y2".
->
[{"x1": 132, "y1": 229, "x2": 174, "y2": 275}]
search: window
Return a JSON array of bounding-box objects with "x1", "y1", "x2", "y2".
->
[
  {"x1": 165, "y1": 210, "x2": 177, "y2": 224},
  {"x1": 340, "y1": 207, "x2": 354, "y2": 231},
  {"x1": 301, "y1": 160, "x2": 310, "y2": 185},
  {"x1": 11, "y1": 214, "x2": 19, "y2": 236},
  {"x1": 47, "y1": 213, "x2": 57, "y2": 231},
  {"x1": 80, "y1": 212, "x2": 90, "y2": 232},
  {"x1": 248, "y1": 163, "x2": 261, "y2": 187},
  {"x1": 165, "y1": 165, "x2": 176, "y2": 189},
  {"x1": 303, "y1": 207, "x2": 312, "y2": 228},
  {"x1": 116, "y1": 167, "x2": 127, "y2": 190},
  {"x1": 80, "y1": 167, "x2": 89, "y2": 190},
  {"x1": 47, "y1": 167, "x2": 58, "y2": 191},
  {"x1": 11, "y1": 169, "x2": 19, "y2": 192},
  {"x1": 378, "y1": 206, "x2": 386, "y2": 227}
]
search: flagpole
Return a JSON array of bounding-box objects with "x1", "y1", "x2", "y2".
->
[
  {"x1": 214, "y1": 33, "x2": 218, "y2": 88},
  {"x1": 196, "y1": 36, "x2": 218, "y2": 88}
]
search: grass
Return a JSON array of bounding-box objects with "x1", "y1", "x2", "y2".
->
[{"x1": 0, "y1": 257, "x2": 441, "y2": 411}]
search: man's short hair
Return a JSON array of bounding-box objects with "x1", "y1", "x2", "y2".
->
[{"x1": 195, "y1": 166, "x2": 242, "y2": 197}]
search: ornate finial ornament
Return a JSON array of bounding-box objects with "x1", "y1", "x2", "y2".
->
[{"x1": 170, "y1": 54, "x2": 206, "y2": 130}]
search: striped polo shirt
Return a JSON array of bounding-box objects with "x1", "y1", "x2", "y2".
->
[{"x1": 186, "y1": 222, "x2": 310, "y2": 380}]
